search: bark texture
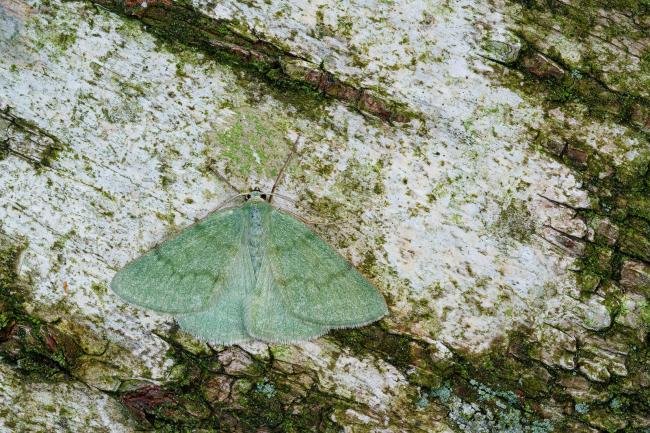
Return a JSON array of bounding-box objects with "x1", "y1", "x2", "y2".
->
[{"x1": 0, "y1": 0, "x2": 648, "y2": 431}]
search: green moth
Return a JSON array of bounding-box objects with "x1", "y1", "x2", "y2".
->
[{"x1": 111, "y1": 190, "x2": 388, "y2": 344}]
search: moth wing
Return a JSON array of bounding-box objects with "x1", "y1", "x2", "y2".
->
[
  {"x1": 265, "y1": 206, "x2": 388, "y2": 327},
  {"x1": 176, "y1": 242, "x2": 255, "y2": 344},
  {"x1": 110, "y1": 207, "x2": 244, "y2": 313},
  {"x1": 244, "y1": 256, "x2": 328, "y2": 343}
]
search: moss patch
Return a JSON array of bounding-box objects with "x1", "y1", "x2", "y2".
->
[
  {"x1": 203, "y1": 108, "x2": 292, "y2": 183},
  {"x1": 87, "y1": 0, "x2": 415, "y2": 123},
  {"x1": 129, "y1": 331, "x2": 344, "y2": 432},
  {"x1": 0, "y1": 109, "x2": 68, "y2": 170}
]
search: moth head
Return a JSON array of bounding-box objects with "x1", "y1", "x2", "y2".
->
[{"x1": 246, "y1": 188, "x2": 270, "y2": 202}]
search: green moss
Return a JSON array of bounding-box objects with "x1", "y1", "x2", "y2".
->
[
  {"x1": 0, "y1": 236, "x2": 29, "y2": 351},
  {"x1": 619, "y1": 227, "x2": 650, "y2": 262},
  {"x1": 93, "y1": 0, "x2": 412, "y2": 124},
  {"x1": 494, "y1": 29, "x2": 646, "y2": 136},
  {"x1": 38, "y1": 143, "x2": 64, "y2": 168},
  {"x1": 329, "y1": 324, "x2": 416, "y2": 371},
  {"x1": 318, "y1": 158, "x2": 387, "y2": 225},
  {"x1": 627, "y1": 196, "x2": 650, "y2": 221},
  {"x1": 638, "y1": 300, "x2": 650, "y2": 326},
  {"x1": 90, "y1": 282, "x2": 108, "y2": 296},
  {"x1": 52, "y1": 230, "x2": 76, "y2": 251},
  {"x1": 356, "y1": 250, "x2": 378, "y2": 276},
  {"x1": 54, "y1": 32, "x2": 77, "y2": 51},
  {"x1": 574, "y1": 242, "x2": 623, "y2": 294},
  {"x1": 511, "y1": 0, "x2": 649, "y2": 104},
  {"x1": 0, "y1": 312, "x2": 10, "y2": 330},
  {"x1": 302, "y1": 192, "x2": 343, "y2": 223},
  {"x1": 203, "y1": 108, "x2": 292, "y2": 182},
  {"x1": 155, "y1": 211, "x2": 176, "y2": 226},
  {"x1": 139, "y1": 333, "x2": 343, "y2": 432},
  {"x1": 0, "y1": 112, "x2": 68, "y2": 170},
  {"x1": 491, "y1": 200, "x2": 534, "y2": 245},
  {"x1": 160, "y1": 174, "x2": 174, "y2": 189},
  {"x1": 422, "y1": 337, "x2": 559, "y2": 432},
  {"x1": 0, "y1": 233, "x2": 123, "y2": 388},
  {"x1": 314, "y1": 161, "x2": 334, "y2": 177}
]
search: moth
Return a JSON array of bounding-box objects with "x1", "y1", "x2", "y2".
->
[{"x1": 111, "y1": 150, "x2": 388, "y2": 344}]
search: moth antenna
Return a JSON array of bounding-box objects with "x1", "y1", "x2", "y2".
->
[
  {"x1": 206, "y1": 159, "x2": 242, "y2": 194},
  {"x1": 266, "y1": 191, "x2": 297, "y2": 204},
  {"x1": 270, "y1": 134, "x2": 301, "y2": 203},
  {"x1": 212, "y1": 193, "x2": 248, "y2": 212}
]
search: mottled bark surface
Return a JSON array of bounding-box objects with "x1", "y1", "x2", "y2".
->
[{"x1": 0, "y1": 0, "x2": 648, "y2": 432}]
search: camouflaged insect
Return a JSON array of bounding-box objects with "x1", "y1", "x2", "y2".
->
[{"x1": 111, "y1": 191, "x2": 388, "y2": 344}]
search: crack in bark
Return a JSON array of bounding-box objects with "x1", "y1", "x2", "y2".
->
[
  {"x1": 0, "y1": 108, "x2": 67, "y2": 168},
  {"x1": 87, "y1": 0, "x2": 416, "y2": 124}
]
